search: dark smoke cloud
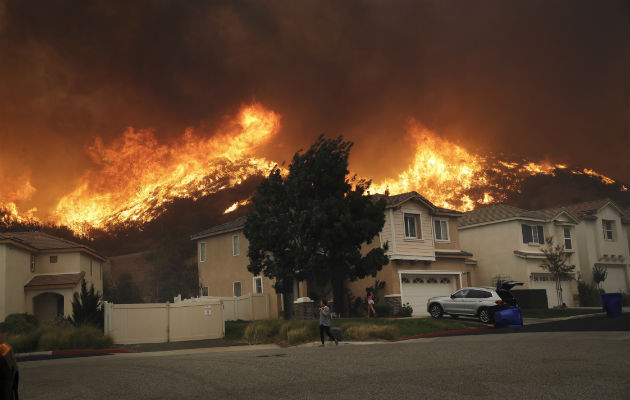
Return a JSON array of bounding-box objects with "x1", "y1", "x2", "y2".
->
[{"x1": 0, "y1": 0, "x2": 628, "y2": 215}]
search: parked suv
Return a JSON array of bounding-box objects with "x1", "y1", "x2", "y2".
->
[{"x1": 427, "y1": 281, "x2": 523, "y2": 323}]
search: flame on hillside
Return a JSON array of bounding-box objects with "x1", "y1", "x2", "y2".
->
[
  {"x1": 1, "y1": 103, "x2": 625, "y2": 234},
  {"x1": 52, "y1": 103, "x2": 280, "y2": 234}
]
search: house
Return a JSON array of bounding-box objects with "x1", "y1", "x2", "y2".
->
[
  {"x1": 191, "y1": 218, "x2": 291, "y2": 319},
  {"x1": 192, "y1": 191, "x2": 476, "y2": 317},
  {"x1": 563, "y1": 199, "x2": 630, "y2": 294},
  {"x1": 345, "y1": 192, "x2": 477, "y2": 316},
  {"x1": 0, "y1": 231, "x2": 106, "y2": 322}
]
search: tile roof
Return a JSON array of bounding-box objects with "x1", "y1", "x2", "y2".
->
[
  {"x1": 372, "y1": 191, "x2": 462, "y2": 215},
  {"x1": 0, "y1": 231, "x2": 106, "y2": 260},
  {"x1": 24, "y1": 271, "x2": 86, "y2": 290},
  {"x1": 562, "y1": 198, "x2": 625, "y2": 220},
  {"x1": 460, "y1": 204, "x2": 549, "y2": 227},
  {"x1": 191, "y1": 216, "x2": 247, "y2": 240}
]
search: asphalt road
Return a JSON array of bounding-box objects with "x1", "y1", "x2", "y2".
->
[{"x1": 18, "y1": 330, "x2": 629, "y2": 399}]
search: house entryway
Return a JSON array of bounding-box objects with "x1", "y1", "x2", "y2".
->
[
  {"x1": 33, "y1": 292, "x2": 64, "y2": 322},
  {"x1": 400, "y1": 271, "x2": 460, "y2": 316}
]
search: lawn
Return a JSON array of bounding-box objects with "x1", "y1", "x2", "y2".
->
[
  {"x1": 521, "y1": 308, "x2": 603, "y2": 319},
  {"x1": 226, "y1": 317, "x2": 484, "y2": 345}
]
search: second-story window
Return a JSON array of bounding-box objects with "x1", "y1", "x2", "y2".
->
[
  {"x1": 199, "y1": 242, "x2": 207, "y2": 262},
  {"x1": 602, "y1": 220, "x2": 615, "y2": 241},
  {"x1": 50, "y1": 256, "x2": 58, "y2": 263},
  {"x1": 404, "y1": 213, "x2": 421, "y2": 239},
  {"x1": 434, "y1": 219, "x2": 449, "y2": 241},
  {"x1": 563, "y1": 227, "x2": 572, "y2": 250},
  {"x1": 233, "y1": 234, "x2": 240, "y2": 256},
  {"x1": 253, "y1": 276, "x2": 263, "y2": 294},
  {"x1": 521, "y1": 224, "x2": 544, "y2": 244},
  {"x1": 31, "y1": 255, "x2": 36, "y2": 272}
]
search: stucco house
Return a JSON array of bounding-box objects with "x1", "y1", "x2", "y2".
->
[
  {"x1": 562, "y1": 199, "x2": 630, "y2": 294},
  {"x1": 459, "y1": 200, "x2": 630, "y2": 307},
  {"x1": 192, "y1": 191, "x2": 476, "y2": 317},
  {"x1": 0, "y1": 231, "x2": 106, "y2": 322}
]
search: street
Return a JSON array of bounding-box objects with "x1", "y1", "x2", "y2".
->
[{"x1": 18, "y1": 330, "x2": 629, "y2": 399}]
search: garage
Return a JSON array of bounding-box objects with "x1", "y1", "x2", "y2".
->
[
  {"x1": 600, "y1": 265, "x2": 629, "y2": 294},
  {"x1": 400, "y1": 273, "x2": 458, "y2": 316},
  {"x1": 531, "y1": 275, "x2": 572, "y2": 307}
]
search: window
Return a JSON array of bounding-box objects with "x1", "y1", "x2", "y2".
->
[
  {"x1": 232, "y1": 235, "x2": 240, "y2": 256},
  {"x1": 233, "y1": 281, "x2": 242, "y2": 297},
  {"x1": 602, "y1": 220, "x2": 615, "y2": 241},
  {"x1": 404, "y1": 213, "x2": 421, "y2": 239},
  {"x1": 563, "y1": 227, "x2": 572, "y2": 250},
  {"x1": 202, "y1": 286, "x2": 209, "y2": 296},
  {"x1": 253, "y1": 277, "x2": 263, "y2": 294},
  {"x1": 30, "y1": 255, "x2": 35, "y2": 272},
  {"x1": 434, "y1": 219, "x2": 449, "y2": 241},
  {"x1": 521, "y1": 224, "x2": 544, "y2": 244},
  {"x1": 199, "y1": 242, "x2": 207, "y2": 262},
  {"x1": 90, "y1": 259, "x2": 93, "y2": 276},
  {"x1": 50, "y1": 256, "x2": 58, "y2": 263},
  {"x1": 451, "y1": 289, "x2": 469, "y2": 299}
]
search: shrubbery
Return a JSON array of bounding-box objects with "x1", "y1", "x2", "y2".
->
[
  {"x1": 577, "y1": 281, "x2": 603, "y2": 307},
  {"x1": 396, "y1": 303, "x2": 413, "y2": 317},
  {"x1": 344, "y1": 324, "x2": 398, "y2": 340},
  {"x1": 0, "y1": 313, "x2": 38, "y2": 334},
  {"x1": 373, "y1": 304, "x2": 392, "y2": 317}
]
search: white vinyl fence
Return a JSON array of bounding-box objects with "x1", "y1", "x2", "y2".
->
[
  {"x1": 104, "y1": 298, "x2": 224, "y2": 344},
  {"x1": 219, "y1": 293, "x2": 270, "y2": 321}
]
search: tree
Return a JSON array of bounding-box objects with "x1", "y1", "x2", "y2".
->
[
  {"x1": 70, "y1": 279, "x2": 104, "y2": 329},
  {"x1": 104, "y1": 272, "x2": 143, "y2": 303},
  {"x1": 540, "y1": 237, "x2": 576, "y2": 307},
  {"x1": 592, "y1": 265, "x2": 608, "y2": 290},
  {"x1": 245, "y1": 135, "x2": 389, "y2": 318}
]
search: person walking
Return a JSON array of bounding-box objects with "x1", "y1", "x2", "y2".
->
[
  {"x1": 366, "y1": 288, "x2": 377, "y2": 318},
  {"x1": 319, "y1": 299, "x2": 338, "y2": 347}
]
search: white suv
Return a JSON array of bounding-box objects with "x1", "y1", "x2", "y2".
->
[{"x1": 427, "y1": 281, "x2": 523, "y2": 323}]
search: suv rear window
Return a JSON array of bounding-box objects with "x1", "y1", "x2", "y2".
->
[{"x1": 468, "y1": 289, "x2": 492, "y2": 298}]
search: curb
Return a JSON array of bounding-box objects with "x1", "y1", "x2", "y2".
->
[
  {"x1": 393, "y1": 326, "x2": 491, "y2": 341},
  {"x1": 16, "y1": 348, "x2": 135, "y2": 362}
]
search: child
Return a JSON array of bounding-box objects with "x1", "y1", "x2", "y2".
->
[
  {"x1": 366, "y1": 288, "x2": 377, "y2": 318},
  {"x1": 319, "y1": 299, "x2": 338, "y2": 347}
]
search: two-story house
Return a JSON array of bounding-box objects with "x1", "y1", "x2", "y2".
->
[
  {"x1": 0, "y1": 231, "x2": 106, "y2": 322},
  {"x1": 346, "y1": 192, "x2": 476, "y2": 316},
  {"x1": 192, "y1": 191, "x2": 476, "y2": 317},
  {"x1": 458, "y1": 204, "x2": 583, "y2": 307},
  {"x1": 563, "y1": 199, "x2": 630, "y2": 294}
]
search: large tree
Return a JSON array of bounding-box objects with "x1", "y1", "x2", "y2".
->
[
  {"x1": 245, "y1": 135, "x2": 389, "y2": 318},
  {"x1": 540, "y1": 236, "x2": 576, "y2": 307}
]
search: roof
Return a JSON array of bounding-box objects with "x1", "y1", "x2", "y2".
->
[
  {"x1": 460, "y1": 204, "x2": 552, "y2": 227},
  {"x1": 562, "y1": 198, "x2": 626, "y2": 220},
  {"x1": 372, "y1": 191, "x2": 462, "y2": 216},
  {"x1": 0, "y1": 231, "x2": 106, "y2": 261},
  {"x1": 191, "y1": 216, "x2": 247, "y2": 240},
  {"x1": 24, "y1": 271, "x2": 86, "y2": 291}
]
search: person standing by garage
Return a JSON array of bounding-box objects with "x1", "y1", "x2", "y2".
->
[
  {"x1": 366, "y1": 288, "x2": 377, "y2": 318},
  {"x1": 319, "y1": 299, "x2": 338, "y2": 347}
]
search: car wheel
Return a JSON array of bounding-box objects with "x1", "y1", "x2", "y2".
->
[
  {"x1": 478, "y1": 308, "x2": 492, "y2": 324},
  {"x1": 429, "y1": 303, "x2": 443, "y2": 319},
  {"x1": 451, "y1": 314, "x2": 459, "y2": 319}
]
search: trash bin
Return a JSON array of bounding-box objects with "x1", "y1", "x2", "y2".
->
[
  {"x1": 601, "y1": 293, "x2": 622, "y2": 317},
  {"x1": 330, "y1": 327, "x2": 343, "y2": 342},
  {"x1": 493, "y1": 307, "x2": 523, "y2": 328}
]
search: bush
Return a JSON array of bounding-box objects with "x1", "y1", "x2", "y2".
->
[
  {"x1": 287, "y1": 327, "x2": 312, "y2": 344},
  {"x1": 373, "y1": 304, "x2": 392, "y2": 317},
  {"x1": 6, "y1": 324, "x2": 113, "y2": 353},
  {"x1": 578, "y1": 281, "x2": 603, "y2": 306},
  {"x1": 244, "y1": 319, "x2": 283, "y2": 344},
  {"x1": 0, "y1": 313, "x2": 38, "y2": 334},
  {"x1": 345, "y1": 324, "x2": 398, "y2": 340},
  {"x1": 396, "y1": 303, "x2": 413, "y2": 317}
]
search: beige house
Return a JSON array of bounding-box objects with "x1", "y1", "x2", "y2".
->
[
  {"x1": 563, "y1": 199, "x2": 630, "y2": 294},
  {"x1": 192, "y1": 192, "x2": 476, "y2": 317},
  {"x1": 459, "y1": 204, "x2": 585, "y2": 307},
  {"x1": 0, "y1": 231, "x2": 106, "y2": 322},
  {"x1": 191, "y1": 218, "x2": 287, "y2": 319},
  {"x1": 346, "y1": 192, "x2": 476, "y2": 316}
]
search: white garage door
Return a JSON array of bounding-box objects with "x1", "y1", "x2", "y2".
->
[
  {"x1": 401, "y1": 275, "x2": 457, "y2": 316},
  {"x1": 532, "y1": 280, "x2": 572, "y2": 308},
  {"x1": 601, "y1": 266, "x2": 629, "y2": 294}
]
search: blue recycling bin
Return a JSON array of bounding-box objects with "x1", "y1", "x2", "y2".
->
[
  {"x1": 493, "y1": 307, "x2": 523, "y2": 328},
  {"x1": 601, "y1": 293, "x2": 622, "y2": 317}
]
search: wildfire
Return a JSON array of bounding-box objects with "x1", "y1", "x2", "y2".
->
[
  {"x1": 53, "y1": 103, "x2": 280, "y2": 234},
  {"x1": 1, "y1": 103, "x2": 625, "y2": 234}
]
